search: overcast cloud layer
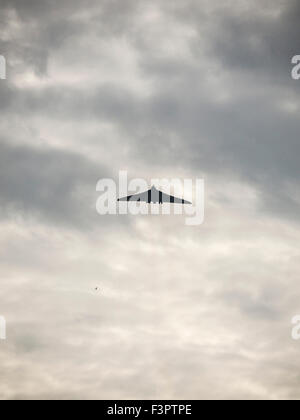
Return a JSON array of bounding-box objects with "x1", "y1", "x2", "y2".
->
[{"x1": 1, "y1": 0, "x2": 300, "y2": 400}]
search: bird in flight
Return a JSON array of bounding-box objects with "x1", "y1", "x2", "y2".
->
[{"x1": 118, "y1": 185, "x2": 192, "y2": 204}]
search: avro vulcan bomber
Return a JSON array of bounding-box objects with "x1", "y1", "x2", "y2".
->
[{"x1": 118, "y1": 185, "x2": 192, "y2": 205}]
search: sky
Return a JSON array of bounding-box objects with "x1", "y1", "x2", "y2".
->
[{"x1": 0, "y1": 0, "x2": 300, "y2": 400}]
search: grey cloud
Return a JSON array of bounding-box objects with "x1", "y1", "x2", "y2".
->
[
  {"x1": 2, "y1": 1, "x2": 298, "y2": 223},
  {"x1": 159, "y1": 0, "x2": 300, "y2": 79},
  {"x1": 0, "y1": 141, "x2": 108, "y2": 229},
  {"x1": 206, "y1": 0, "x2": 300, "y2": 78},
  {"x1": 4, "y1": 83, "x2": 299, "y2": 224},
  {"x1": 0, "y1": 0, "x2": 139, "y2": 75}
]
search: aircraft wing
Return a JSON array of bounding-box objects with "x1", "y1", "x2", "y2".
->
[
  {"x1": 117, "y1": 190, "x2": 149, "y2": 202},
  {"x1": 160, "y1": 191, "x2": 192, "y2": 204}
]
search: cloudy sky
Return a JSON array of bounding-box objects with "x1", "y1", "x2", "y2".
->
[{"x1": 1, "y1": 0, "x2": 300, "y2": 400}]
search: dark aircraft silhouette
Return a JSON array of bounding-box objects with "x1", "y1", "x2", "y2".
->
[{"x1": 118, "y1": 186, "x2": 192, "y2": 204}]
